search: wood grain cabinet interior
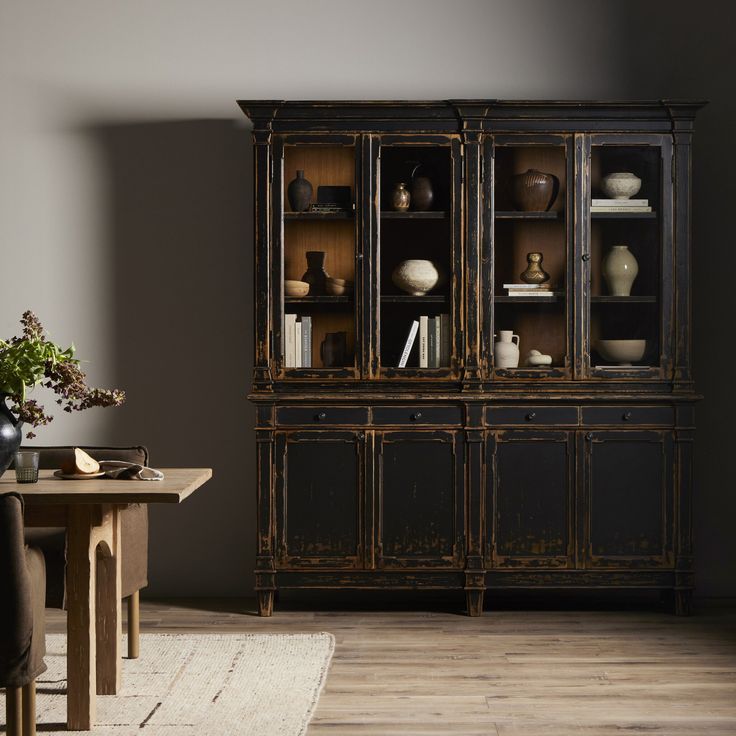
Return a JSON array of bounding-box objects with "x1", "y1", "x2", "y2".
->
[{"x1": 240, "y1": 100, "x2": 703, "y2": 616}]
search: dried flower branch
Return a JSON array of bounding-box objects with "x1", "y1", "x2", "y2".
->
[{"x1": 0, "y1": 311, "x2": 125, "y2": 438}]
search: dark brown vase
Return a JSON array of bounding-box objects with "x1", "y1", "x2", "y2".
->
[
  {"x1": 510, "y1": 169, "x2": 558, "y2": 212},
  {"x1": 320, "y1": 331, "x2": 347, "y2": 367},
  {"x1": 287, "y1": 170, "x2": 313, "y2": 212},
  {"x1": 410, "y1": 175, "x2": 433, "y2": 211},
  {"x1": 301, "y1": 251, "x2": 330, "y2": 295}
]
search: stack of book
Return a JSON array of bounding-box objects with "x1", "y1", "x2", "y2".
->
[
  {"x1": 591, "y1": 198, "x2": 652, "y2": 213},
  {"x1": 398, "y1": 314, "x2": 451, "y2": 368},
  {"x1": 284, "y1": 314, "x2": 312, "y2": 368},
  {"x1": 503, "y1": 283, "x2": 562, "y2": 297}
]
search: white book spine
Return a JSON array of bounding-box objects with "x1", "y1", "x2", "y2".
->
[
  {"x1": 284, "y1": 314, "x2": 296, "y2": 367},
  {"x1": 591, "y1": 206, "x2": 652, "y2": 213},
  {"x1": 398, "y1": 321, "x2": 419, "y2": 368},
  {"x1": 294, "y1": 320, "x2": 302, "y2": 368},
  {"x1": 419, "y1": 316, "x2": 428, "y2": 368},
  {"x1": 592, "y1": 198, "x2": 649, "y2": 206}
]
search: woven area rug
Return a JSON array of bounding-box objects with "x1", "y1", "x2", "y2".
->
[{"x1": 4, "y1": 633, "x2": 334, "y2": 735}]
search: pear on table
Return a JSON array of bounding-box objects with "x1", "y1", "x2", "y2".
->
[{"x1": 60, "y1": 447, "x2": 101, "y2": 476}]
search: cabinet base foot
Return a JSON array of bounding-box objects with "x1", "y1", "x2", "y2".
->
[
  {"x1": 257, "y1": 590, "x2": 274, "y2": 617},
  {"x1": 466, "y1": 590, "x2": 484, "y2": 617},
  {"x1": 675, "y1": 590, "x2": 693, "y2": 616}
]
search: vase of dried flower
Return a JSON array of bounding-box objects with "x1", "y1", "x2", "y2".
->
[{"x1": 0, "y1": 393, "x2": 22, "y2": 478}]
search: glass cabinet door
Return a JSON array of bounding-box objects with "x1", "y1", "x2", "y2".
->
[
  {"x1": 376, "y1": 137, "x2": 462, "y2": 378},
  {"x1": 486, "y1": 136, "x2": 573, "y2": 378},
  {"x1": 274, "y1": 136, "x2": 360, "y2": 377},
  {"x1": 584, "y1": 135, "x2": 672, "y2": 378}
]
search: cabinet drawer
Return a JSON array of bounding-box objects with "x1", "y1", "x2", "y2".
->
[
  {"x1": 486, "y1": 406, "x2": 579, "y2": 426},
  {"x1": 582, "y1": 406, "x2": 674, "y2": 426},
  {"x1": 276, "y1": 407, "x2": 368, "y2": 426},
  {"x1": 372, "y1": 406, "x2": 463, "y2": 426}
]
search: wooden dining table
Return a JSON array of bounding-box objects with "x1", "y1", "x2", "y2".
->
[{"x1": 1, "y1": 467, "x2": 212, "y2": 730}]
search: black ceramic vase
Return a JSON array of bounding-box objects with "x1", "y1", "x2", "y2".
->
[
  {"x1": 287, "y1": 170, "x2": 313, "y2": 212},
  {"x1": 0, "y1": 393, "x2": 23, "y2": 478},
  {"x1": 407, "y1": 162, "x2": 433, "y2": 211},
  {"x1": 301, "y1": 251, "x2": 330, "y2": 295}
]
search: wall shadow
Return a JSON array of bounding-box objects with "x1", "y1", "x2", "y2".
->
[{"x1": 91, "y1": 120, "x2": 255, "y2": 596}]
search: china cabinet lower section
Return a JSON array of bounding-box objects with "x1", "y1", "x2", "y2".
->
[{"x1": 254, "y1": 399, "x2": 695, "y2": 617}]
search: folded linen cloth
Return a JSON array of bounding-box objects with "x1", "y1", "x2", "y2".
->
[{"x1": 99, "y1": 461, "x2": 164, "y2": 481}]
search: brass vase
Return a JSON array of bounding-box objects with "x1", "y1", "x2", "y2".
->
[
  {"x1": 391, "y1": 182, "x2": 411, "y2": 211},
  {"x1": 520, "y1": 252, "x2": 550, "y2": 284}
]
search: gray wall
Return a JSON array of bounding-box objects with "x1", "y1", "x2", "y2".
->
[{"x1": 1, "y1": 0, "x2": 732, "y2": 597}]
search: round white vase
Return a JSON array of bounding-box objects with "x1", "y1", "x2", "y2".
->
[
  {"x1": 391, "y1": 259, "x2": 439, "y2": 296},
  {"x1": 601, "y1": 172, "x2": 642, "y2": 200},
  {"x1": 602, "y1": 245, "x2": 639, "y2": 296},
  {"x1": 494, "y1": 330, "x2": 520, "y2": 368}
]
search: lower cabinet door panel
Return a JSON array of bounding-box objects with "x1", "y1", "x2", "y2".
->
[
  {"x1": 583, "y1": 430, "x2": 673, "y2": 567},
  {"x1": 487, "y1": 430, "x2": 575, "y2": 568},
  {"x1": 275, "y1": 431, "x2": 363, "y2": 568},
  {"x1": 376, "y1": 431, "x2": 464, "y2": 568}
]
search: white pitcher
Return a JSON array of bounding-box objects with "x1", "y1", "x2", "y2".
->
[{"x1": 494, "y1": 330, "x2": 520, "y2": 368}]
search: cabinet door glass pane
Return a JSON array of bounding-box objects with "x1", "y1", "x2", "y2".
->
[
  {"x1": 281, "y1": 143, "x2": 357, "y2": 371},
  {"x1": 589, "y1": 144, "x2": 663, "y2": 373},
  {"x1": 492, "y1": 143, "x2": 570, "y2": 376},
  {"x1": 378, "y1": 143, "x2": 458, "y2": 374}
]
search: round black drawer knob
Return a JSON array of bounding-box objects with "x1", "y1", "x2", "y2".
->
[
  {"x1": 315, "y1": 412, "x2": 327, "y2": 421},
  {"x1": 525, "y1": 412, "x2": 536, "y2": 421},
  {"x1": 411, "y1": 412, "x2": 422, "y2": 421},
  {"x1": 586, "y1": 432, "x2": 594, "y2": 441},
  {"x1": 622, "y1": 411, "x2": 632, "y2": 421},
  {"x1": 582, "y1": 253, "x2": 591, "y2": 262}
]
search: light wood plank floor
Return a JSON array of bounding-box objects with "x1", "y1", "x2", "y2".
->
[{"x1": 47, "y1": 598, "x2": 736, "y2": 735}]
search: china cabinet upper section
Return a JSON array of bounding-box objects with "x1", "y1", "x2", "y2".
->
[{"x1": 239, "y1": 100, "x2": 704, "y2": 392}]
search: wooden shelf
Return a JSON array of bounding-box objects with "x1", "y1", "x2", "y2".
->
[
  {"x1": 284, "y1": 211, "x2": 354, "y2": 221},
  {"x1": 495, "y1": 211, "x2": 562, "y2": 220},
  {"x1": 591, "y1": 211, "x2": 657, "y2": 219},
  {"x1": 285, "y1": 295, "x2": 352, "y2": 305},
  {"x1": 592, "y1": 295, "x2": 657, "y2": 303},
  {"x1": 381, "y1": 295, "x2": 448, "y2": 303},
  {"x1": 381, "y1": 211, "x2": 448, "y2": 219}
]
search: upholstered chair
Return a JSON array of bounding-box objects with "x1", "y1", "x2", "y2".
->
[
  {"x1": 1, "y1": 492, "x2": 47, "y2": 736},
  {"x1": 23, "y1": 446, "x2": 149, "y2": 659}
]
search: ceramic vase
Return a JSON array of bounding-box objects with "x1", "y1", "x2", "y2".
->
[
  {"x1": 287, "y1": 170, "x2": 313, "y2": 212},
  {"x1": 301, "y1": 251, "x2": 330, "y2": 296},
  {"x1": 494, "y1": 331, "x2": 520, "y2": 369},
  {"x1": 410, "y1": 175, "x2": 433, "y2": 211},
  {"x1": 520, "y1": 252, "x2": 550, "y2": 284},
  {"x1": 320, "y1": 331, "x2": 347, "y2": 367},
  {"x1": 391, "y1": 260, "x2": 439, "y2": 296},
  {"x1": 602, "y1": 245, "x2": 638, "y2": 296},
  {"x1": 391, "y1": 182, "x2": 411, "y2": 211},
  {"x1": 0, "y1": 393, "x2": 23, "y2": 478},
  {"x1": 510, "y1": 169, "x2": 558, "y2": 211},
  {"x1": 601, "y1": 172, "x2": 641, "y2": 200}
]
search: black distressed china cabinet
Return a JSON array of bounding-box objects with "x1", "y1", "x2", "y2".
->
[{"x1": 238, "y1": 100, "x2": 703, "y2": 617}]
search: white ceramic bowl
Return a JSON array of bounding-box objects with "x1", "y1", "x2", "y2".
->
[
  {"x1": 601, "y1": 172, "x2": 642, "y2": 200},
  {"x1": 284, "y1": 280, "x2": 310, "y2": 297},
  {"x1": 325, "y1": 278, "x2": 353, "y2": 296},
  {"x1": 391, "y1": 260, "x2": 439, "y2": 296},
  {"x1": 597, "y1": 339, "x2": 646, "y2": 365}
]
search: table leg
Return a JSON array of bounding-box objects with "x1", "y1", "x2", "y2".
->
[
  {"x1": 96, "y1": 506, "x2": 122, "y2": 694},
  {"x1": 65, "y1": 504, "x2": 122, "y2": 730}
]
